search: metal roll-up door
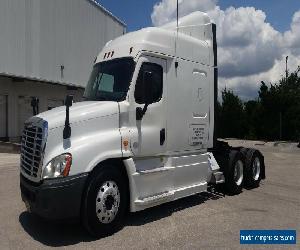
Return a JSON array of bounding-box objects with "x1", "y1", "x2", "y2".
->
[{"x1": 18, "y1": 96, "x2": 35, "y2": 135}]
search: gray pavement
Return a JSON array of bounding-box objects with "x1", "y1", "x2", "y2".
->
[{"x1": 0, "y1": 141, "x2": 299, "y2": 249}]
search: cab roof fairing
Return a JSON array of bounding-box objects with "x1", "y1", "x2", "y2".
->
[{"x1": 95, "y1": 12, "x2": 214, "y2": 66}]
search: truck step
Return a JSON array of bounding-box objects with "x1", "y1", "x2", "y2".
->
[
  {"x1": 134, "y1": 191, "x2": 174, "y2": 206},
  {"x1": 213, "y1": 171, "x2": 225, "y2": 184}
]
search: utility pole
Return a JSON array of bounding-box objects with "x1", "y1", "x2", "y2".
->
[
  {"x1": 279, "y1": 56, "x2": 288, "y2": 141},
  {"x1": 176, "y1": 0, "x2": 179, "y2": 28},
  {"x1": 175, "y1": 0, "x2": 179, "y2": 69},
  {"x1": 285, "y1": 56, "x2": 289, "y2": 79},
  {"x1": 279, "y1": 112, "x2": 282, "y2": 141}
]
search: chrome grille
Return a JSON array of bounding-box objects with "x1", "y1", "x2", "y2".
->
[{"x1": 20, "y1": 118, "x2": 46, "y2": 182}]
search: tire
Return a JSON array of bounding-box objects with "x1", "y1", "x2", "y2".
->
[
  {"x1": 81, "y1": 165, "x2": 128, "y2": 237},
  {"x1": 243, "y1": 149, "x2": 263, "y2": 188},
  {"x1": 224, "y1": 150, "x2": 245, "y2": 195}
]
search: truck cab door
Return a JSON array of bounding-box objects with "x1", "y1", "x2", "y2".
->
[{"x1": 129, "y1": 56, "x2": 167, "y2": 158}]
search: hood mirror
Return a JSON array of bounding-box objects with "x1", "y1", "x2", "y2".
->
[
  {"x1": 63, "y1": 95, "x2": 73, "y2": 139},
  {"x1": 65, "y1": 95, "x2": 73, "y2": 107}
]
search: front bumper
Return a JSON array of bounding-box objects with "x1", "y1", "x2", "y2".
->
[{"x1": 20, "y1": 172, "x2": 88, "y2": 220}]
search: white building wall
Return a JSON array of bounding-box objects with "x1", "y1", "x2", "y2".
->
[
  {"x1": 0, "y1": 76, "x2": 84, "y2": 141},
  {"x1": 0, "y1": 0, "x2": 125, "y2": 87}
]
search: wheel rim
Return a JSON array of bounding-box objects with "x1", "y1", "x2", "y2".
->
[
  {"x1": 233, "y1": 160, "x2": 244, "y2": 186},
  {"x1": 96, "y1": 181, "x2": 120, "y2": 224},
  {"x1": 252, "y1": 157, "x2": 261, "y2": 181}
]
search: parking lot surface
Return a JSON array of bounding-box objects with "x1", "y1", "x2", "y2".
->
[{"x1": 0, "y1": 140, "x2": 299, "y2": 249}]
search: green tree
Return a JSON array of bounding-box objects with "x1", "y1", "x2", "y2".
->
[
  {"x1": 244, "y1": 100, "x2": 260, "y2": 139},
  {"x1": 217, "y1": 66, "x2": 300, "y2": 141},
  {"x1": 258, "y1": 66, "x2": 300, "y2": 141},
  {"x1": 218, "y1": 89, "x2": 246, "y2": 138}
]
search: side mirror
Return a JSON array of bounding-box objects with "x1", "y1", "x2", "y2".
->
[
  {"x1": 143, "y1": 71, "x2": 153, "y2": 104},
  {"x1": 64, "y1": 95, "x2": 73, "y2": 107},
  {"x1": 136, "y1": 71, "x2": 153, "y2": 121}
]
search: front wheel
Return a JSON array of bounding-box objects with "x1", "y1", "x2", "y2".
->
[{"x1": 81, "y1": 165, "x2": 128, "y2": 237}]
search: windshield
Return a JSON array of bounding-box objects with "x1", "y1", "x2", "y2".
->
[{"x1": 83, "y1": 57, "x2": 135, "y2": 101}]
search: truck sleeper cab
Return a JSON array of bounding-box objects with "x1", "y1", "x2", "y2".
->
[{"x1": 20, "y1": 12, "x2": 265, "y2": 237}]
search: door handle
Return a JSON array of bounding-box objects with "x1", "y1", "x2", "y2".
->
[{"x1": 160, "y1": 128, "x2": 166, "y2": 145}]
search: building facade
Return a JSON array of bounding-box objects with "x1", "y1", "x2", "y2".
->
[{"x1": 0, "y1": 0, "x2": 126, "y2": 141}]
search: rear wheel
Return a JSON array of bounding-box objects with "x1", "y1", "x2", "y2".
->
[
  {"x1": 82, "y1": 165, "x2": 128, "y2": 237},
  {"x1": 244, "y1": 149, "x2": 263, "y2": 188},
  {"x1": 225, "y1": 150, "x2": 245, "y2": 195}
]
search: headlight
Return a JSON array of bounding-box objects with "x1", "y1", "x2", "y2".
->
[{"x1": 42, "y1": 153, "x2": 72, "y2": 179}]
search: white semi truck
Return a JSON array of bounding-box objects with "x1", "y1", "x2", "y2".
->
[{"x1": 20, "y1": 12, "x2": 265, "y2": 237}]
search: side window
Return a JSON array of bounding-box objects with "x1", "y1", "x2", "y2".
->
[
  {"x1": 135, "y1": 62, "x2": 163, "y2": 104},
  {"x1": 98, "y1": 73, "x2": 114, "y2": 92}
]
